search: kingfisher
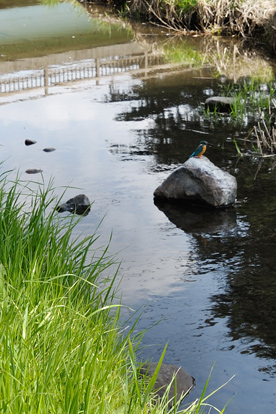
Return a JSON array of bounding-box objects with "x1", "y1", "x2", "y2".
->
[{"x1": 189, "y1": 141, "x2": 208, "y2": 158}]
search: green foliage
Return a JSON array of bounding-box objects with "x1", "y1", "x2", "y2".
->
[{"x1": 174, "y1": 0, "x2": 197, "y2": 13}]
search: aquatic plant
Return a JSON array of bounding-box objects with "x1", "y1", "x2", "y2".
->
[
  {"x1": 227, "y1": 78, "x2": 276, "y2": 127},
  {"x1": 229, "y1": 92, "x2": 276, "y2": 157},
  {"x1": 203, "y1": 76, "x2": 275, "y2": 127}
]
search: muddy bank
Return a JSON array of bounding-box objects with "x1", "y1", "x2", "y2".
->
[{"x1": 81, "y1": 0, "x2": 276, "y2": 53}]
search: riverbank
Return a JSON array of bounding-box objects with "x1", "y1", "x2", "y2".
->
[
  {"x1": 0, "y1": 175, "x2": 228, "y2": 413},
  {"x1": 83, "y1": 0, "x2": 276, "y2": 52},
  {"x1": 0, "y1": 177, "x2": 159, "y2": 413}
]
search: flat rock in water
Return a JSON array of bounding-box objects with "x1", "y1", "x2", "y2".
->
[
  {"x1": 154, "y1": 156, "x2": 237, "y2": 208},
  {"x1": 205, "y1": 96, "x2": 235, "y2": 112},
  {"x1": 43, "y1": 148, "x2": 56, "y2": 152},
  {"x1": 141, "y1": 363, "x2": 194, "y2": 407},
  {"x1": 26, "y1": 169, "x2": 42, "y2": 174},
  {"x1": 56, "y1": 194, "x2": 91, "y2": 216}
]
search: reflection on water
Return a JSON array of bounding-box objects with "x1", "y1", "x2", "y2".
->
[
  {"x1": 154, "y1": 199, "x2": 237, "y2": 234},
  {"x1": 0, "y1": 1, "x2": 132, "y2": 59},
  {"x1": 1, "y1": 1, "x2": 276, "y2": 413}
]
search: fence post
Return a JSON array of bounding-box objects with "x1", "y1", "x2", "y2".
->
[{"x1": 44, "y1": 66, "x2": 49, "y2": 95}]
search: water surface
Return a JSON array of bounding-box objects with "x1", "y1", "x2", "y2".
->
[
  {"x1": 1, "y1": 1, "x2": 276, "y2": 413},
  {"x1": 0, "y1": 1, "x2": 132, "y2": 59}
]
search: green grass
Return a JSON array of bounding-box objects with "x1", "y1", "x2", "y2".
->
[
  {"x1": 0, "y1": 176, "x2": 124, "y2": 413},
  {"x1": 203, "y1": 77, "x2": 276, "y2": 130},
  {"x1": 225, "y1": 78, "x2": 275, "y2": 122},
  {"x1": 0, "y1": 173, "x2": 232, "y2": 413}
]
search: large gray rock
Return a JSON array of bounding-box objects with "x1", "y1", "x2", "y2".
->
[
  {"x1": 154, "y1": 156, "x2": 237, "y2": 207},
  {"x1": 140, "y1": 363, "x2": 194, "y2": 407}
]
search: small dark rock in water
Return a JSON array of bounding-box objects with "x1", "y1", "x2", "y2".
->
[
  {"x1": 25, "y1": 139, "x2": 37, "y2": 146},
  {"x1": 43, "y1": 148, "x2": 56, "y2": 153},
  {"x1": 56, "y1": 194, "x2": 91, "y2": 216},
  {"x1": 25, "y1": 169, "x2": 43, "y2": 174},
  {"x1": 140, "y1": 363, "x2": 194, "y2": 407}
]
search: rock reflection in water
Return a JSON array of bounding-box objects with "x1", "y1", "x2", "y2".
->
[{"x1": 154, "y1": 198, "x2": 237, "y2": 235}]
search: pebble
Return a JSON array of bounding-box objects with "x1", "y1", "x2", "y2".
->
[
  {"x1": 25, "y1": 169, "x2": 43, "y2": 174},
  {"x1": 25, "y1": 139, "x2": 37, "y2": 146}
]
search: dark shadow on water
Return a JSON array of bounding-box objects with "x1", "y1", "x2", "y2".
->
[
  {"x1": 154, "y1": 198, "x2": 237, "y2": 235},
  {"x1": 154, "y1": 193, "x2": 276, "y2": 374}
]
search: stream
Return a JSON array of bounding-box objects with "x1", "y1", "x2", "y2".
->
[{"x1": 1, "y1": 1, "x2": 276, "y2": 413}]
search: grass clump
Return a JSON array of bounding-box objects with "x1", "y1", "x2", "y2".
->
[
  {"x1": 226, "y1": 78, "x2": 275, "y2": 122},
  {"x1": 0, "y1": 176, "x2": 128, "y2": 413},
  {"x1": 203, "y1": 76, "x2": 275, "y2": 123},
  {"x1": 0, "y1": 177, "x2": 145, "y2": 413},
  {"x1": 222, "y1": 78, "x2": 276, "y2": 157},
  {"x1": 203, "y1": 76, "x2": 276, "y2": 157},
  {"x1": 0, "y1": 174, "x2": 232, "y2": 413}
]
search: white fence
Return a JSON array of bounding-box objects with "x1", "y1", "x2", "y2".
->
[{"x1": 0, "y1": 52, "x2": 162, "y2": 94}]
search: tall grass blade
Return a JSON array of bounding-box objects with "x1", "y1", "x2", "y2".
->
[{"x1": 141, "y1": 343, "x2": 168, "y2": 408}]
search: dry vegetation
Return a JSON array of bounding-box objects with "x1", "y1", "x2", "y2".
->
[
  {"x1": 254, "y1": 121, "x2": 276, "y2": 156},
  {"x1": 247, "y1": 104, "x2": 276, "y2": 157},
  {"x1": 197, "y1": 0, "x2": 276, "y2": 36},
  {"x1": 102, "y1": 0, "x2": 276, "y2": 51}
]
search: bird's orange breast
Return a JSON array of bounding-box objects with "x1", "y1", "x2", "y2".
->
[{"x1": 198, "y1": 145, "x2": 206, "y2": 157}]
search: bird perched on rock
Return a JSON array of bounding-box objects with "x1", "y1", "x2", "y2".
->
[{"x1": 189, "y1": 141, "x2": 208, "y2": 158}]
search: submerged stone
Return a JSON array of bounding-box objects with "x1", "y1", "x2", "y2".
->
[
  {"x1": 56, "y1": 194, "x2": 91, "y2": 216},
  {"x1": 205, "y1": 96, "x2": 235, "y2": 112},
  {"x1": 140, "y1": 363, "x2": 194, "y2": 407},
  {"x1": 154, "y1": 156, "x2": 237, "y2": 208}
]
